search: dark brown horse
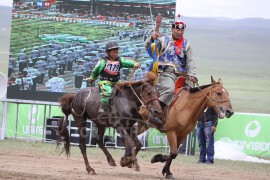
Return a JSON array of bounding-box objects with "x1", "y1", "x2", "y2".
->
[
  {"x1": 138, "y1": 76, "x2": 234, "y2": 179},
  {"x1": 57, "y1": 72, "x2": 162, "y2": 174}
]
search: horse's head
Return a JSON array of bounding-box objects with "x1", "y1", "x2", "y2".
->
[
  {"x1": 138, "y1": 72, "x2": 162, "y2": 121},
  {"x1": 140, "y1": 83, "x2": 162, "y2": 114},
  {"x1": 207, "y1": 76, "x2": 234, "y2": 119}
]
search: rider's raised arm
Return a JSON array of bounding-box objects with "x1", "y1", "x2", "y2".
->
[
  {"x1": 144, "y1": 36, "x2": 163, "y2": 52},
  {"x1": 89, "y1": 59, "x2": 106, "y2": 81}
]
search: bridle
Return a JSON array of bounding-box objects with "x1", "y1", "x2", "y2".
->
[
  {"x1": 140, "y1": 84, "x2": 160, "y2": 106},
  {"x1": 196, "y1": 83, "x2": 230, "y2": 110},
  {"x1": 129, "y1": 82, "x2": 159, "y2": 110}
]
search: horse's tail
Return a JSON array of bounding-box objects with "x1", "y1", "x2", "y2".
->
[
  {"x1": 57, "y1": 117, "x2": 70, "y2": 157},
  {"x1": 58, "y1": 94, "x2": 75, "y2": 116},
  {"x1": 57, "y1": 94, "x2": 75, "y2": 157}
]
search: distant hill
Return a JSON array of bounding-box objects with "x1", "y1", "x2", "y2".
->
[{"x1": 182, "y1": 16, "x2": 270, "y2": 29}]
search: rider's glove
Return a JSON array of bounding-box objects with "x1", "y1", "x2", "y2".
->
[{"x1": 134, "y1": 62, "x2": 141, "y2": 69}]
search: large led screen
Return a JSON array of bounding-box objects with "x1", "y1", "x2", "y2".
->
[{"x1": 7, "y1": 0, "x2": 175, "y2": 102}]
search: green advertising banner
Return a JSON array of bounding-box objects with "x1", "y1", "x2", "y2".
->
[
  {"x1": 215, "y1": 113, "x2": 270, "y2": 157},
  {"x1": 6, "y1": 103, "x2": 63, "y2": 139},
  {"x1": 147, "y1": 129, "x2": 168, "y2": 147}
]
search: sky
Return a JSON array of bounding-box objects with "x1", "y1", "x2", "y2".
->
[
  {"x1": 179, "y1": 0, "x2": 270, "y2": 19},
  {"x1": 0, "y1": 0, "x2": 270, "y2": 19}
]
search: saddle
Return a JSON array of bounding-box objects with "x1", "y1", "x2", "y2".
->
[
  {"x1": 174, "y1": 76, "x2": 186, "y2": 94},
  {"x1": 169, "y1": 76, "x2": 187, "y2": 110}
]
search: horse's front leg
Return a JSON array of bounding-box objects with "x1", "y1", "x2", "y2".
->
[
  {"x1": 96, "y1": 125, "x2": 116, "y2": 166},
  {"x1": 151, "y1": 131, "x2": 178, "y2": 179},
  {"x1": 116, "y1": 126, "x2": 139, "y2": 170},
  {"x1": 128, "y1": 126, "x2": 142, "y2": 171}
]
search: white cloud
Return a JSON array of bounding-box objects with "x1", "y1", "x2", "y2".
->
[{"x1": 0, "y1": 0, "x2": 12, "y2": 7}]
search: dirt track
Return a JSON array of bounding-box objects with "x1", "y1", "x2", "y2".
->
[{"x1": 0, "y1": 150, "x2": 270, "y2": 180}]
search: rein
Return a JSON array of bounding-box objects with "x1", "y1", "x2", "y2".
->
[
  {"x1": 127, "y1": 68, "x2": 147, "y2": 107},
  {"x1": 195, "y1": 83, "x2": 230, "y2": 109},
  {"x1": 71, "y1": 88, "x2": 92, "y2": 117},
  {"x1": 129, "y1": 82, "x2": 146, "y2": 107},
  {"x1": 129, "y1": 83, "x2": 160, "y2": 113},
  {"x1": 127, "y1": 68, "x2": 159, "y2": 108}
]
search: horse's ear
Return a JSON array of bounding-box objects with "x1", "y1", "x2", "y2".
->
[
  {"x1": 218, "y1": 78, "x2": 223, "y2": 86},
  {"x1": 211, "y1": 76, "x2": 217, "y2": 86},
  {"x1": 145, "y1": 72, "x2": 157, "y2": 83}
]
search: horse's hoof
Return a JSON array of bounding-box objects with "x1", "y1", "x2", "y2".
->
[
  {"x1": 166, "y1": 175, "x2": 175, "y2": 179},
  {"x1": 89, "y1": 171, "x2": 97, "y2": 175},
  {"x1": 108, "y1": 159, "x2": 117, "y2": 166},
  {"x1": 127, "y1": 163, "x2": 132, "y2": 168},
  {"x1": 87, "y1": 168, "x2": 96, "y2": 175},
  {"x1": 151, "y1": 154, "x2": 163, "y2": 163},
  {"x1": 134, "y1": 166, "x2": 140, "y2": 172},
  {"x1": 120, "y1": 157, "x2": 133, "y2": 167},
  {"x1": 120, "y1": 157, "x2": 125, "y2": 167}
]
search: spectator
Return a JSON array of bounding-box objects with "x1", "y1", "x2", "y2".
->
[
  {"x1": 8, "y1": 56, "x2": 16, "y2": 77},
  {"x1": 36, "y1": 58, "x2": 47, "y2": 84},
  {"x1": 7, "y1": 77, "x2": 20, "y2": 92},
  {"x1": 15, "y1": 72, "x2": 33, "y2": 91},
  {"x1": 197, "y1": 107, "x2": 218, "y2": 164},
  {"x1": 47, "y1": 54, "x2": 58, "y2": 79},
  {"x1": 74, "y1": 61, "x2": 85, "y2": 88},
  {"x1": 45, "y1": 72, "x2": 66, "y2": 92},
  {"x1": 132, "y1": 65, "x2": 147, "y2": 81}
]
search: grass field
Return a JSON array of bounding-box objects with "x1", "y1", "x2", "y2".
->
[
  {"x1": 10, "y1": 18, "x2": 125, "y2": 57},
  {"x1": 0, "y1": 140, "x2": 269, "y2": 179}
]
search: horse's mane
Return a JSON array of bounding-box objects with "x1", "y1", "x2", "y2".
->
[
  {"x1": 189, "y1": 84, "x2": 212, "y2": 93},
  {"x1": 115, "y1": 72, "x2": 157, "y2": 88}
]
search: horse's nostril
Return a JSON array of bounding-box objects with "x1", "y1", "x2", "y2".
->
[{"x1": 226, "y1": 110, "x2": 234, "y2": 117}]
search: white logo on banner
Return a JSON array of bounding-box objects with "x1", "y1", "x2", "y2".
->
[
  {"x1": 28, "y1": 105, "x2": 39, "y2": 124},
  {"x1": 245, "y1": 121, "x2": 261, "y2": 138}
]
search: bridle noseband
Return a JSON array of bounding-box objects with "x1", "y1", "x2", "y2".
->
[
  {"x1": 197, "y1": 83, "x2": 230, "y2": 110},
  {"x1": 129, "y1": 82, "x2": 159, "y2": 110}
]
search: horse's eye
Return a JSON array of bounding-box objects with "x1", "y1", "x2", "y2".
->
[
  {"x1": 217, "y1": 92, "x2": 222, "y2": 96},
  {"x1": 147, "y1": 93, "x2": 151, "y2": 96}
]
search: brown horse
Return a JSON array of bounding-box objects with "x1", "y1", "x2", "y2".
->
[
  {"x1": 57, "y1": 72, "x2": 162, "y2": 174},
  {"x1": 138, "y1": 76, "x2": 234, "y2": 179}
]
